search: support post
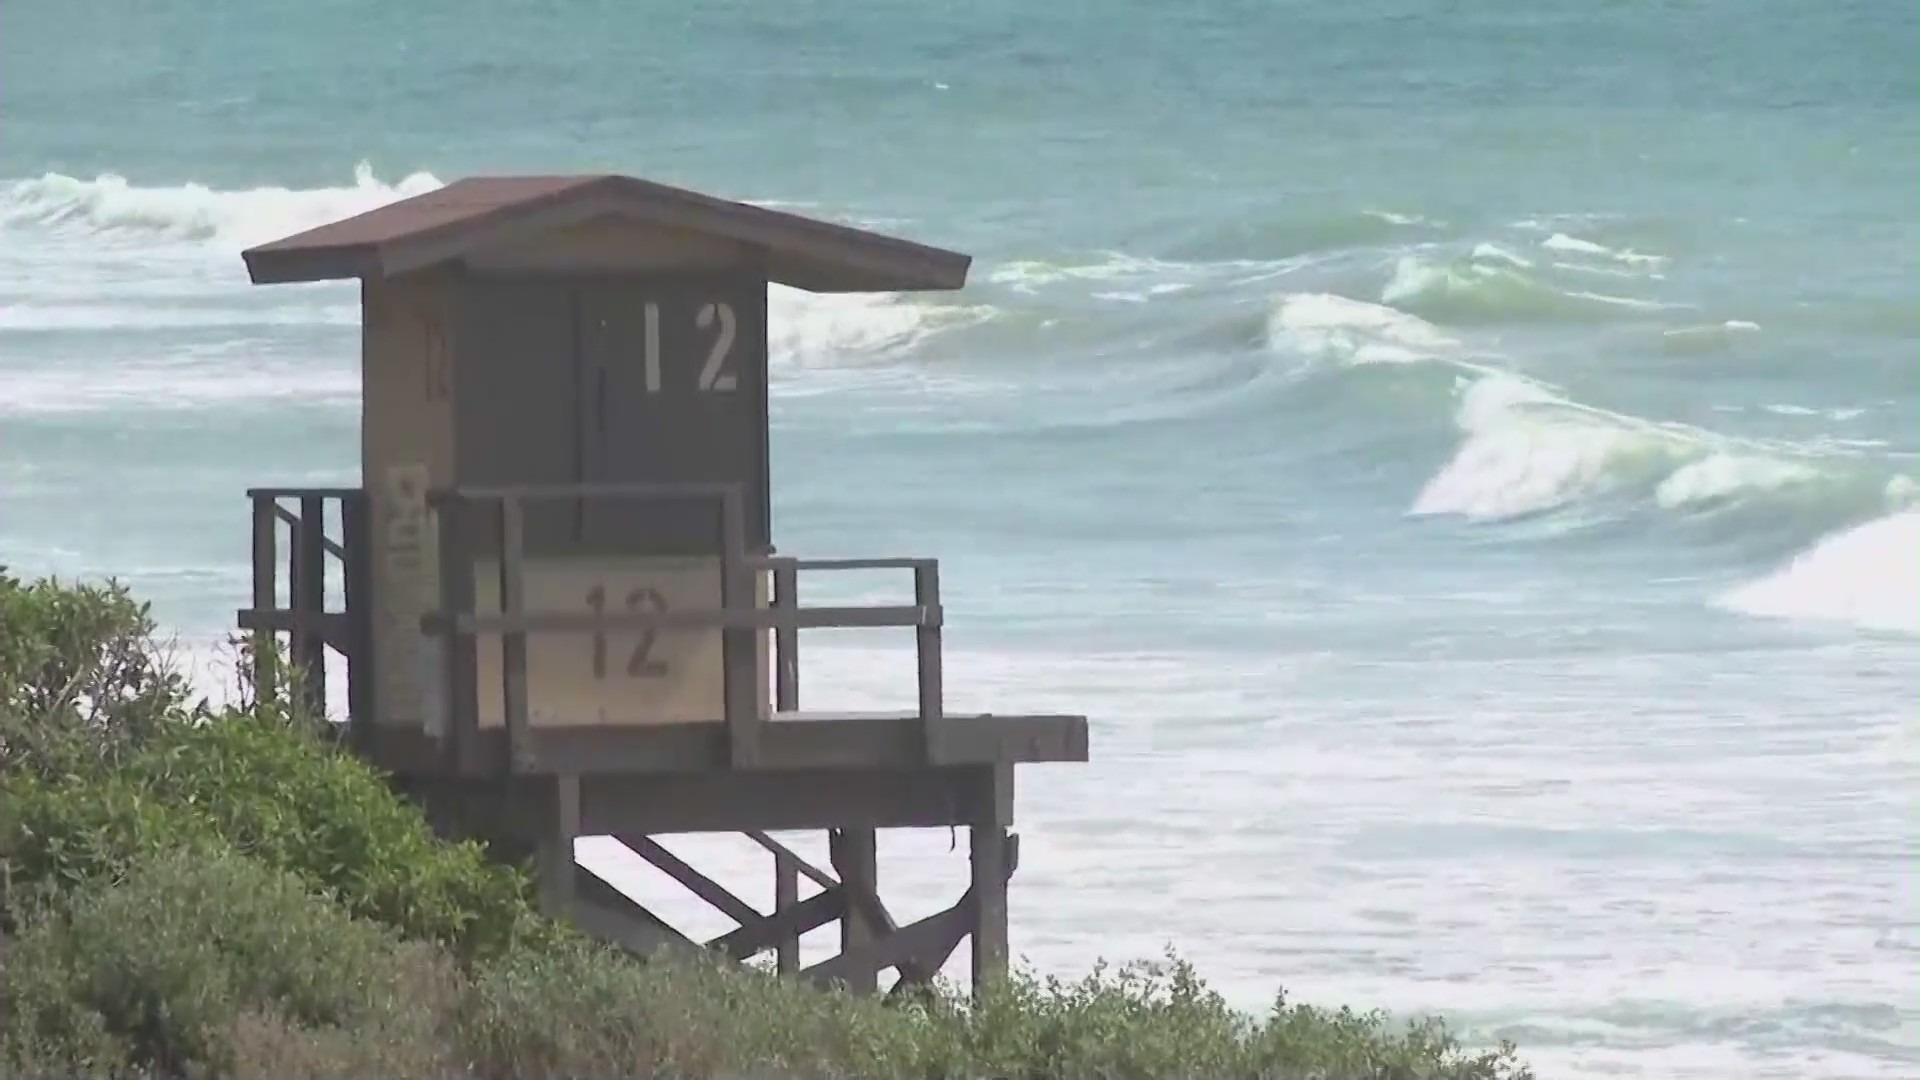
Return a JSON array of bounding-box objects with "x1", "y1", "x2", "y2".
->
[
  {"x1": 537, "y1": 774, "x2": 582, "y2": 921},
  {"x1": 970, "y1": 764, "x2": 1015, "y2": 996},
  {"x1": 774, "y1": 847, "x2": 800, "y2": 974},
  {"x1": 830, "y1": 828, "x2": 879, "y2": 994}
]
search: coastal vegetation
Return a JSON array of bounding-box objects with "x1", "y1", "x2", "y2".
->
[{"x1": 0, "y1": 570, "x2": 1532, "y2": 1079}]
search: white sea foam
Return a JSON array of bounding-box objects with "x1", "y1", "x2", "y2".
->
[
  {"x1": 1410, "y1": 374, "x2": 1687, "y2": 520},
  {"x1": 1381, "y1": 254, "x2": 1680, "y2": 324},
  {"x1": 0, "y1": 162, "x2": 444, "y2": 248},
  {"x1": 1716, "y1": 510, "x2": 1920, "y2": 635},
  {"x1": 1408, "y1": 373, "x2": 1879, "y2": 523},
  {"x1": 1468, "y1": 242, "x2": 1533, "y2": 269},
  {"x1": 1265, "y1": 291, "x2": 1459, "y2": 367},
  {"x1": 1542, "y1": 231, "x2": 1669, "y2": 268},
  {"x1": 1654, "y1": 453, "x2": 1819, "y2": 509},
  {"x1": 1661, "y1": 320, "x2": 1763, "y2": 353},
  {"x1": 985, "y1": 252, "x2": 1190, "y2": 292},
  {"x1": 1362, "y1": 209, "x2": 1429, "y2": 226}
]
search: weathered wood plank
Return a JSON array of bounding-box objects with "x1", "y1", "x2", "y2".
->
[
  {"x1": 236, "y1": 609, "x2": 352, "y2": 646},
  {"x1": 774, "y1": 848, "x2": 800, "y2": 973},
  {"x1": 802, "y1": 891, "x2": 974, "y2": 991},
  {"x1": 537, "y1": 774, "x2": 581, "y2": 919},
  {"x1": 745, "y1": 830, "x2": 837, "y2": 891},
  {"x1": 616, "y1": 834, "x2": 762, "y2": 927},
  {"x1": 971, "y1": 764, "x2": 1015, "y2": 993},
  {"x1": 830, "y1": 829, "x2": 880, "y2": 994},
  {"x1": 708, "y1": 886, "x2": 846, "y2": 961}
]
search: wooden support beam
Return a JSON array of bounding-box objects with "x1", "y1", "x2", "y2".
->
[
  {"x1": 536, "y1": 774, "x2": 581, "y2": 920},
  {"x1": 971, "y1": 764, "x2": 1015, "y2": 995},
  {"x1": 745, "y1": 830, "x2": 837, "y2": 891},
  {"x1": 708, "y1": 886, "x2": 846, "y2": 962},
  {"x1": 825, "y1": 832, "x2": 938, "y2": 987},
  {"x1": 615, "y1": 834, "x2": 762, "y2": 928},
  {"x1": 365, "y1": 715, "x2": 1088, "y2": 781},
  {"x1": 889, "y1": 920, "x2": 969, "y2": 998},
  {"x1": 829, "y1": 829, "x2": 880, "y2": 994},
  {"x1": 573, "y1": 867, "x2": 700, "y2": 958},
  {"x1": 802, "y1": 889, "x2": 975, "y2": 992},
  {"x1": 774, "y1": 848, "x2": 800, "y2": 974}
]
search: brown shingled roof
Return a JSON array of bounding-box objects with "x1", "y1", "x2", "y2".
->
[{"x1": 241, "y1": 174, "x2": 971, "y2": 293}]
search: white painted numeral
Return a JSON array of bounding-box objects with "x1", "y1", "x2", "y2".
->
[
  {"x1": 697, "y1": 302, "x2": 738, "y2": 392},
  {"x1": 638, "y1": 300, "x2": 737, "y2": 394},
  {"x1": 641, "y1": 301, "x2": 662, "y2": 394}
]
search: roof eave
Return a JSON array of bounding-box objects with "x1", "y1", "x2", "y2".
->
[{"x1": 242, "y1": 244, "x2": 385, "y2": 285}]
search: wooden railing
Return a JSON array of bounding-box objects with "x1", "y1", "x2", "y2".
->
[
  {"x1": 235, "y1": 488, "x2": 372, "y2": 733},
  {"x1": 239, "y1": 483, "x2": 952, "y2": 773},
  {"x1": 424, "y1": 483, "x2": 948, "y2": 774}
]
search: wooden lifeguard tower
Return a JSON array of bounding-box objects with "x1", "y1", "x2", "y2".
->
[{"x1": 233, "y1": 174, "x2": 1089, "y2": 995}]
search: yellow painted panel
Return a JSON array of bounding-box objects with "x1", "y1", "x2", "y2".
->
[{"x1": 470, "y1": 556, "x2": 769, "y2": 727}]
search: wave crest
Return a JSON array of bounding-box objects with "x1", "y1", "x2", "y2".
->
[
  {"x1": 1716, "y1": 510, "x2": 1920, "y2": 635},
  {"x1": 1382, "y1": 254, "x2": 1677, "y2": 326},
  {"x1": 1265, "y1": 292, "x2": 1458, "y2": 368},
  {"x1": 0, "y1": 162, "x2": 443, "y2": 247}
]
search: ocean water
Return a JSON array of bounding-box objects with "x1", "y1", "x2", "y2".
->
[{"x1": 3, "y1": 1, "x2": 1917, "y2": 1075}]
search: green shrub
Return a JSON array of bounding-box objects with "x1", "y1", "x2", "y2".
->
[
  {"x1": 0, "y1": 571, "x2": 200, "y2": 779},
  {"x1": 0, "y1": 568, "x2": 541, "y2": 958},
  {"x1": 0, "y1": 847, "x2": 457, "y2": 1078},
  {"x1": 122, "y1": 708, "x2": 544, "y2": 958}
]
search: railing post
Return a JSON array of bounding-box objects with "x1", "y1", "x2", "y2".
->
[
  {"x1": 249, "y1": 494, "x2": 279, "y2": 704},
  {"x1": 719, "y1": 487, "x2": 759, "y2": 769},
  {"x1": 772, "y1": 559, "x2": 799, "y2": 714},
  {"x1": 294, "y1": 495, "x2": 328, "y2": 720},
  {"x1": 340, "y1": 492, "x2": 375, "y2": 753},
  {"x1": 914, "y1": 560, "x2": 945, "y2": 764},
  {"x1": 498, "y1": 495, "x2": 534, "y2": 773}
]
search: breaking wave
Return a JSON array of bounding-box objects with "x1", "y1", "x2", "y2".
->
[
  {"x1": 1381, "y1": 253, "x2": 1679, "y2": 326},
  {"x1": 1716, "y1": 509, "x2": 1920, "y2": 635},
  {"x1": 1259, "y1": 286, "x2": 1904, "y2": 542}
]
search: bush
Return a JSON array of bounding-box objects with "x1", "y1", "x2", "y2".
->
[
  {"x1": 0, "y1": 568, "x2": 541, "y2": 957},
  {"x1": 1, "y1": 847, "x2": 457, "y2": 1078},
  {"x1": 0, "y1": 718, "x2": 542, "y2": 958},
  {"x1": 0, "y1": 572, "x2": 198, "y2": 779},
  {"x1": 0, "y1": 571, "x2": 1536, "y2": 1079},
  {"x1": 119, "y1": 707, "x2": 544, "y2": 958}
]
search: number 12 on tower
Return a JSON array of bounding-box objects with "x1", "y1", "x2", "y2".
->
[{"x1": 641, "y1": 301, "x2": 738, "y2": 394}]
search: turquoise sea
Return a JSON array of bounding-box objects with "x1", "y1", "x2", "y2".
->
[{"x1": 3, "y1": 2, "x2": 1916, "y2": 1075}]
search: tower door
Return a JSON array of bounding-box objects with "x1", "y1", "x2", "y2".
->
[{"x1": 452, "y1": 274, "x2": 590, "y2": 556}]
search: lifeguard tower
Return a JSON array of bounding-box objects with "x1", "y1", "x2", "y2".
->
[{"x1": 232, "y1": 174, "x2": 1088, "y2": 996}]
